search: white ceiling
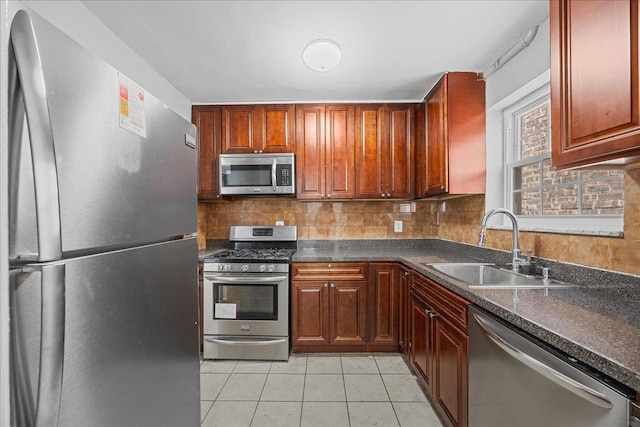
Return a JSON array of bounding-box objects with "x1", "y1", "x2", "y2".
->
[{"x1": 81, "y1": 0, "x2": 549, "y2": 104}]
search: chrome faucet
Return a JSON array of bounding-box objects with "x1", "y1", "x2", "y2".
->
[{"x1": 478, "y1": 208, "x2": 530, "y2": 273}]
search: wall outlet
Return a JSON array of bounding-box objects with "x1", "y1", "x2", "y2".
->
[
  {"x1": 394, "y1": 220, "x2": 403, "y2": 233},
  {"x1": 275, "y1": 221, "x2": 284, "y2": 226}
]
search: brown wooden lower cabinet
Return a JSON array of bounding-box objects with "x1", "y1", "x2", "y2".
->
[
  {"x1": 368, "y1": 263, "x2": 400, "y2": 351},
  {"x1": 291, "y1": 263, "x2": 368, "y2": 351},
  {"x1": 410, "y1": 271, "x2": 469, "y2": 427},
  {"x1": 398, "y1": 265, "x2": 411, "y2": 353},
  {"x1": 290, "y1": 262, "x2": 470, "y2": 426}
]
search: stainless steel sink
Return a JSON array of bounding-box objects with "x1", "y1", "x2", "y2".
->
[{"x1": 425, "y1": 263, "x2": 577, "y2": 289}]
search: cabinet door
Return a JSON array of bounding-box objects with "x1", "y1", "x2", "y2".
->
[
  {"x1": 295, "y1": 104, "x2": 326, "y2": 199},
  {"x1": 397, "y1": 266, "x2": 410, "y2": 353},
  {"x1": 192, "y1": 105, "x2": 220, "y2": 200},
  {"x1": 433, "y1": 316, "x2": 468, "y2": 427},
  {"x1": 410, "y1": 292, "x2": 432, "y2": 388},
  {"x1": 368, "y1": 263, "x2": 399, "y2": 348},
  {"x1": 325, "y1": 104, "x2": 356, "y2": 199},
  {"x1": 425, "y1": 78, "x2": 448, "y2": 196},
  {"x1": 551, "y1": 0, "x2": 640, "y2": 168},
  {"x1": 355, "y1": 104, "x2": 387, "y2": 198},
  {"x1": 330, "y1": 280, "x2": 367, "y2": 345},
  {"x1": 221, "y1": 105, "x2": 256, "y2": 153},
  {"x1": 387, "y1": 104, "x2": 414, "y2": 198},
  {"x1": 291, "y1": 281, "x2": 330, "y2": 346},
  {"x1": 414, "y1": 102, "x2": 427, "y2": 197},
  {"x1": 256, "y1": 104, "x2": 295, "y2": 153}
]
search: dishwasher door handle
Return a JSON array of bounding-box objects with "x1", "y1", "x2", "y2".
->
[{"x1": 472, "y1": 311, "x2": 614, "y2": 409}]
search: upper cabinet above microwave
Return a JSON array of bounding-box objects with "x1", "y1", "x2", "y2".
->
[
  {"x1": 551, "y1": 0, "x2": 640, "y2": 169},
  {"x1": 221, "y1": 105, "x2": 295, "y2": 154}
]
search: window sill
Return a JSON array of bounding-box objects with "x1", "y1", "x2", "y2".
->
[{"x1": 485, "y1": 224, "x2": 623, "y2": 238}]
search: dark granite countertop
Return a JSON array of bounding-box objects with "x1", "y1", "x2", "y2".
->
[{"x1": 200, "y1": 238, "x2": 640, "y2": 392}]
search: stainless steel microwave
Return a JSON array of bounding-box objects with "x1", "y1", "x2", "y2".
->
[{"x1": 219, "y1": 153, "x2": 295, "y2": 195}]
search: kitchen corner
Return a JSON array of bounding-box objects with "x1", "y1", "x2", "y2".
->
[{"x1": 297, "y1": 239, "x2": 640, "y2": 391}]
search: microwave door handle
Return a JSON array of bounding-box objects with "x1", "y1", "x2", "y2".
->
[
  {"x1": 271, "y1": 158, "x2": 277, "y2": 192},
  {"x1": 9, "y1": 11, "x2": 63, "y2": 262}
]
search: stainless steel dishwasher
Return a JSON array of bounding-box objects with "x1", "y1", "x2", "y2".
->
[{"x1": 468, "y1": 306, "x2": 637, "y2": 427}]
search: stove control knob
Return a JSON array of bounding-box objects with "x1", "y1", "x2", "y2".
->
[
  {"x1": 224, "y1": 264, "x2": 231, "y2": 272},
  {"x1": 242, "y1": 264, "x2": 249, "y2": 272},
  {"x1": 259, "y1": 265, "x2": 267, "y2": 272},
  {"x1": 217, "y1": 264, "x2": 224, "y2": 271},
  {"x1": 268, "y1": 265, "x2": 275, "y2": 272}
]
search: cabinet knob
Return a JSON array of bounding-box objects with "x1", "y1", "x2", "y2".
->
[
  {"x1": 387, "y1": 193, "x2": 391, "y2": 197},
  {"x1": 259, "y1": 150, "x2": 263, "y2": 153},
  {"x1": 404, "y1": 272, "x2": 409, "y2": 277},
  {"x1": 327, "y1": 194, "x2": 331, "y2": 199},
  {"x1": 321, "y1": 194, "x2": 325, "y2": 199},
  {"x1": 324, "y1": 283, "x2": 328, "y2": 288},
  {"x1": 330, "y1": 282, "x2": 334, "y2": 288},
  {"x1": 440, "y1": 185, "x2": 445, "y2": 190},
  {"x1": 380, "y1": 193, "x2": 385, "y2": 198},
  {"x1": 327, "y1": 264, "x2": 332, "y2": 269},
  {"x1": 254, "y1": 150, "x2": 258, "y2": 154}
]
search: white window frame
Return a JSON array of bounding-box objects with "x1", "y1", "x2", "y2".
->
[{"x1": 486, "y1": 74, "x2": 623, "y2": 236}]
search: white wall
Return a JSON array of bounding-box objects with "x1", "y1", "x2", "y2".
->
[
  {"x1": 484, "y1": 17, "x2": 550, "y2": 222},
  {"x1": 21, "y1": 0, "x2": 192, "y2": 120}
]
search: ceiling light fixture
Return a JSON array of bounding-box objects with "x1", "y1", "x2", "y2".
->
[{"x1": 302, "y1": 38, "x2": 342, "y2": 72}]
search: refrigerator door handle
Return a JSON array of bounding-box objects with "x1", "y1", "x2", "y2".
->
[
  {"x1": 472, "y1": 311, "x2": 613, "y2": 409},
  {"x1": 22, "y1": 263, "x2": 66, "y2": 427},
  {"x1": 9, "y1": 10, "x2": 63, "y2": 262}
]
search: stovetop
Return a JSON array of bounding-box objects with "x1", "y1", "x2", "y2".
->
[{"x1": 204, "y1": 248, "x2": 296, "y2": 263}]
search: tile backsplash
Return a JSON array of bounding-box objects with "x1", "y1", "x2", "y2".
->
[{"x1": 199, "y1": 168, "x2": 640, "y2": 276}]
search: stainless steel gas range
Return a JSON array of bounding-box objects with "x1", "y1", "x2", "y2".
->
[{"x1": 202, "y1": 226, "x2": 296, "y2": 361}]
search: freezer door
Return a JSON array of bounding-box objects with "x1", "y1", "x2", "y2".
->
[
  {"x1": 8, "y1": 10, "x2": 197, "y2": 262},
  {"x1": 9, "y1": 238, "x2": 200, "y2": 427}
]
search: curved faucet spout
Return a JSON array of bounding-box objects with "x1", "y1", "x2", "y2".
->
[{"x1": 478, "y1": 208, "x2": 527, "y2": 272}]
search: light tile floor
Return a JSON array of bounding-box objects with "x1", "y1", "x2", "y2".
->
[{"x1": 200, "y1": 354, "x2": 444, "y2": 427}]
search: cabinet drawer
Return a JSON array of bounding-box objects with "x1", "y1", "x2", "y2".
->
[
  {"x1": 411, "y1": 272, "x2": 468, "y2": 332},
  {"x1": 292, "y1": 263, "x2": 367, "y2": 281}
]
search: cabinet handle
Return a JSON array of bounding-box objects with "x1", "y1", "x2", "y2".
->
[{"x1": 426, "y1": 309, "x2": 439, "y2": 319}]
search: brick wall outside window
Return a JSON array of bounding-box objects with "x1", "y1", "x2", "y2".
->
[{"x1": 514, "y1": 104, "x2": 624, "y2": 216}]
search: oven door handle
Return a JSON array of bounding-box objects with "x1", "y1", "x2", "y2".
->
[
  {"x1": 205, "y1": 275, "x2": 288, "y2": 283},
  {"x1": 206, "y1": 337, "x2": 287, "y2": 346}
]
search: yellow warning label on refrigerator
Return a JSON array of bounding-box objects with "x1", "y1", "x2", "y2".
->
[{"x1": 118, "y1": 73, "x2": 146, "y2": 137}]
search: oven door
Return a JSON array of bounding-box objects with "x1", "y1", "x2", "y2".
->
[{"x1": 203, "y1": 273, "x2": 289, "y2": 337}]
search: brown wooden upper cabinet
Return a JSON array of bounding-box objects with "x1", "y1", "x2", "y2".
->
[
  {"x1": 296, "y1": 104, "x2": 356, "y2": 200},
  {"x1": 220, "y1": 104, "x2": 295, "y2": 154},
  {"x1": 192, "y1": 105, "x2": 221, "y2": 200},
  {"x1": 355, "y1": 104, "x2": 414, "y2": 199},
  {"x1": 551, "y1": 0, "x2": 640, "y2": 169},
  {"x1": 416, "y1": 72, "x2": 486, "y2": 198}
]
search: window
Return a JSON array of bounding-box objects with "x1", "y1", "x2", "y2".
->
[{"x1": 502, "y1": 85, "x2": 624, "y2": 235}]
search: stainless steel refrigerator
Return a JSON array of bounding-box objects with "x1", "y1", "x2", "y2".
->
[{"x1": 7, "y1": 9, "x2": 200, "y2": 426}]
